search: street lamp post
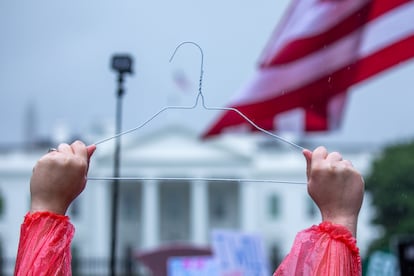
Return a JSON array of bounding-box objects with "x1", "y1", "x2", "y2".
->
[{"x1": 110, "y1": 54, "x2": 133, "y2": 276}]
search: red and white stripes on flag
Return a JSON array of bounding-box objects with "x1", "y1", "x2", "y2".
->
[{"x1": 202, "y1": 0, "x2": 414, "y2": 138}]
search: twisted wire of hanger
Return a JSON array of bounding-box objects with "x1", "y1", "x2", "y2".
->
[{"x1": 94, "y1": 41, "x2": 304, "y2": 151}]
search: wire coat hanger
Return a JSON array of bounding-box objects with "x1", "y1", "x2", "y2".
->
[{"x1": 88, "y1": 41, "x2": 307, "y2": 184}]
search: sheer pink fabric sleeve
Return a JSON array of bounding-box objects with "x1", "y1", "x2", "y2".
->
[
  {"x1": 14, "y1": 212, "x2": 74, "y2": 276},
  {"x1": 274, "y1": 221, "x2": 362, "y2": 276}
]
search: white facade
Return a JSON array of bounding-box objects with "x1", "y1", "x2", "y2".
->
[{"x1": 0, "y1": 125, "x2": 378, "y2": 274}]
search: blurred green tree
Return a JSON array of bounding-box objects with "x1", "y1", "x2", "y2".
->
[{"x1": 366, "y1": 140, "x2": 414, "y2": 252}]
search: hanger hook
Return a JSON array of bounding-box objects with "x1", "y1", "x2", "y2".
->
[{"x1": 169, "y1": 41, "x2": 204, "y2": 99}]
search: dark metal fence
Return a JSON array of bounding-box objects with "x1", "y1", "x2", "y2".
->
[{"x1": 1, "y1": 258, "x2": 147, "y2": 276}]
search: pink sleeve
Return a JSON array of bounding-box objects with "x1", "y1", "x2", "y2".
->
[
  {"x1": 14, "y1": 212, "x2": 74, "y2": 276},
  {"x1": 273, "y1": 221, "x2": 361, "y2": 276}
]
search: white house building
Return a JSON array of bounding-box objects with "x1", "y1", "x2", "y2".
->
[{"x1": 0, "y1": 124, "x2": 378, "y2": 275}]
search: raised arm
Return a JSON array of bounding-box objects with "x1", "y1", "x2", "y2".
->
[
  {"x1": 274, "y1": 146, "x2": 364, "y2": 276},
  {"x1": 14, "y1": 141, "x2": 95, "y2": 276}
]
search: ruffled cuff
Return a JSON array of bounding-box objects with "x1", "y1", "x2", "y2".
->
[
  {"x1": 313, "y1": 221, "x2": 360, "y2": 255},
  {"x1": 274, "y1": 221, "x2": 362, "y2": 276},
  {"x1": 24, "y1": 211, "x2": 70, "y2": 223}
]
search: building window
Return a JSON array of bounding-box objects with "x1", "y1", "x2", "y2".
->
[
  {"x1": 212, "y1": 194, "x2": 226, "y2": 220},
  {"x1": 160, "y1": 182, "x2": 190, "y2": 242},
  {"x1": 0, "y1": 191, "x2": 4, "y2": 218},
  {"x1": 28, "y1": 195, "x2": 31, "y2": 213},
  {"x1": 307, "y1": 197, "x2": 318, "y2": 218},
  {"x1": 69, "y1": 198, "x2": 81, "y2": 219},
  {"x1": 121, "y1": 190, "x2": 139, "y2": 221},
  {"x1": 209, "y1": 182, "x2": 239, "y2": 229},
  {"x1": 270, "y1": 243, "x2": 282, "y2": 269},
  {"x1": 71, "y1": 245, "x2": 80, "y2": 274},
  {"x1": 268, "y1": 194, "x2": 280, "y2": 219}
]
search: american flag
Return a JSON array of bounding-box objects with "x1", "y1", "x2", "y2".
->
[{"x1": 203, "y1": 0, "x2": 414, "y2": 138}]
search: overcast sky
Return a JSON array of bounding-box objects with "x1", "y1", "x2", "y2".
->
[{"x1": 1, "y1": 0, "x2": 413, "y2": 148}]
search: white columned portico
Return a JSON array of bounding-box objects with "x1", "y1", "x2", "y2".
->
[
  {"x1": 240, "y1": 181, "x2": 258, "y2": 232},
  {"x1": 141, "y1": 179, "x2": 159, "y2": 249},
  {"x1": 190, "y1": 179, "x2": 208, "y2": 245},
  {"x1": 93, "y1": 181, "x2": 110, "y2": 258}
]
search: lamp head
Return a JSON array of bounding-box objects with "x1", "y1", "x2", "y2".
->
[{"x1": 111, "y1": 55, "x2": 133, "y2": 74}]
